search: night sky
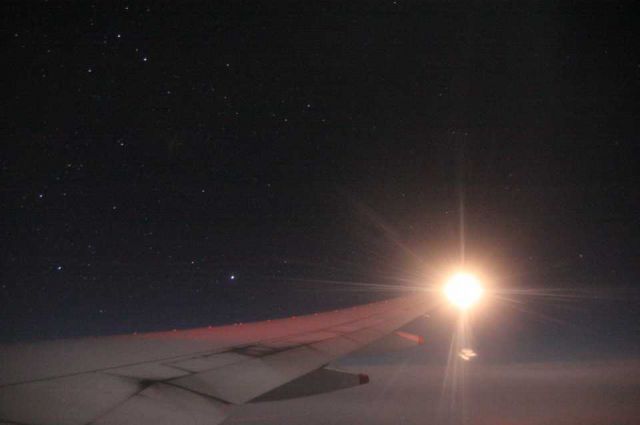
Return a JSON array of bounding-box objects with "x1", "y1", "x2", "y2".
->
[{"x1": 2, "y1": 0, "x2": 639, "y2": 371}]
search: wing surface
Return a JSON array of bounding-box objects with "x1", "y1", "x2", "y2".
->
[{"x1": 0, "y1": 294, "x2": 430, "y2": 425}]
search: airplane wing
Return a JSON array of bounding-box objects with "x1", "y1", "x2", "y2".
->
[{"x1": 0, "y1": 294, "x2": 430, "y2": 425}]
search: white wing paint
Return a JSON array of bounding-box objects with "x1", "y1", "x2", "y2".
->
[{"x1": 0, "y1": 294, "x2": 430, "y2": 425}]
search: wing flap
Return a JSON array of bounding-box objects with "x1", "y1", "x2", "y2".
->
[
  {"x1": 311, "y1": 335, "x2": 360, "y2": 357},
  {"x1": 108, "y1": 363, "x2": 189, "y2": 380},
  {"x1": 91, "y1": 383, "x2": 229, "y2": 425},
  {"x1": 0, "y1": 373, "x2": 140, "y2": 425},
  {"x1": 170, "y1": 346, "x2": 328, "y2": 404},
  {"x1": 168, "y1": 352, "x2": 250, "y2": 373},
  {"x1": 252, "y1": 367, "x2": 369, "y2": 402}
]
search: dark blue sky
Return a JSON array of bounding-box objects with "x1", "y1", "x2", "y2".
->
[{"x1": 1, "y1": 1, "x2": 639, "y2": 364}]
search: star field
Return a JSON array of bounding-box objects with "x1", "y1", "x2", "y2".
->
[{"x1": 1, "y1": 2, "x2": 639, "y2": 359}]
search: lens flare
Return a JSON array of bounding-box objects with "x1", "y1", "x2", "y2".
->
[
  {"x1": 444, "y1": 272, "x2": 484, "y2": 310},
  {"x1": 458, "y1": 348, "x2": 477, "y2": 361}
]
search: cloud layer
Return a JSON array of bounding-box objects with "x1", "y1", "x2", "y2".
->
[{"x1": 227, "y1": 359, "x2": 640, "y2": 425}]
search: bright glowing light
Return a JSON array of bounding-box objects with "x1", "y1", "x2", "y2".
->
[
  {"x1": 444, "y1": 272, "x2": 484, "y2": 310},
  {"x1": 458, "y1": 348, "x2": 477, "y2": 361}
]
